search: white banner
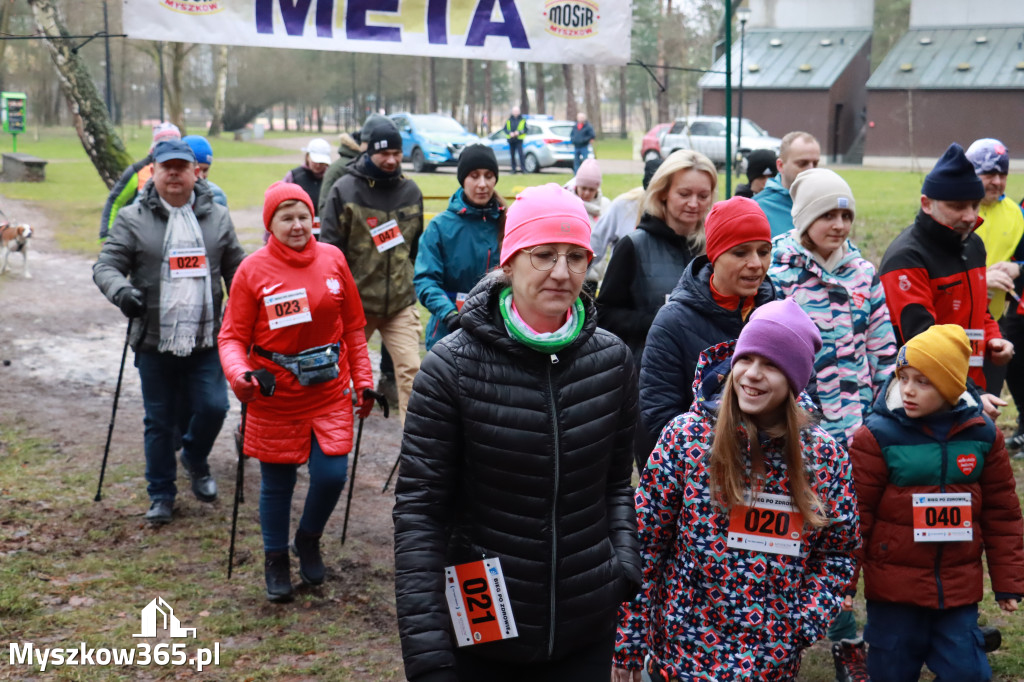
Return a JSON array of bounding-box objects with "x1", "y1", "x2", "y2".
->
[{"x1": 122, "y1": 1, "x2": 633, "y2": 66}]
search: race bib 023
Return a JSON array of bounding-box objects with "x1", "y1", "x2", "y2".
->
[
  {"x1": 727, "y1": 492, "x2": 805, "y2": 557},
  {"x1": 265, "y1": 288, "x2": 312, "y2": 330},
  {"x1": 444, "y1": 558, "x2": 518, "y2": 647}
]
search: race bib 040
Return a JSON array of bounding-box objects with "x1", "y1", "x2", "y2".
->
[
  {"x1": 913, "y1": 492, "x2": 972, "y2": 542},
  {"x1": 444, "y1": 558, "x2": 518, "y2": 647}
]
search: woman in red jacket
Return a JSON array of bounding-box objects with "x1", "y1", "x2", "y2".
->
[{"x1": 219, "y1": 182, "x2": 374, "y2": 603}]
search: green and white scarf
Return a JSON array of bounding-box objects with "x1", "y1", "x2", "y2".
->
[
  {"x1": 158, "y1": 194, "x2": 215, "y2": 356},
  {"x1": 498, "y1": 287, "x2": 584, "y2": 354}
]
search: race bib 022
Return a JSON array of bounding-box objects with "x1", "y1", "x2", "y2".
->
[{"x1": 168, "y1": 247, "x2": 209, "y2": 279}]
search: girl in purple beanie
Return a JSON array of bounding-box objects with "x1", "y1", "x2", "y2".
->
[{"x1": 614, "y1": 299, "x2": 860, "y2": 682}]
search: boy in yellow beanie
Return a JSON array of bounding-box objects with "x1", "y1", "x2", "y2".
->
[{"x1": 849, "y1": 324, "x2": 1024, "y2": 681}]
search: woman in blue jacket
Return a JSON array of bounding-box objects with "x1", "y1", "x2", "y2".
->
[{"x1": 415, "y1": 145, "x2": 504, "y2": 350}]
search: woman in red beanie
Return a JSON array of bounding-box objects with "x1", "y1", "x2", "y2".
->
[
  {"x1": 218, "y1": 181, "x2": 373, "y2": 603},
  {"x1": 394, "y1": 183, "x2": 640, "y2": 682},
  {"x1": 638, "y1": 195, "x2": 779, "y2": 468}
]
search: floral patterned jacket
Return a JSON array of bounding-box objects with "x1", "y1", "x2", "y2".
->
[{"x1": 614, "y1": 340, "x2": 860, "y2": 681}]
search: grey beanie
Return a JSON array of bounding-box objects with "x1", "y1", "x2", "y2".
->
[{"x1": 789, "y1": 168, "x2": 855, "y2": 237}]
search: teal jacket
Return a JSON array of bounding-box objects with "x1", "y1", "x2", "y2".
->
[
  {"x1": 414, "y1": 188, "x2": 502, "y2": 349},
  {"x1": 754, "y1": 175, "x2": 794, "y2": 237}
]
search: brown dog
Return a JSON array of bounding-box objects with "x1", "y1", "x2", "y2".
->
[{"x1": 0, "y1": 222, "x2": 32, "y2": 278}]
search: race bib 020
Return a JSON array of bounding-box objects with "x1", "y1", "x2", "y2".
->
[
  {"x1": 265, "y1": 288, "x2": 312, "y2": 330},
  {"x1": 727, "y1": 492, "x2": 805, "y2": 557},
  {"x1": 912, "y1": 492, "x2": 972, "y2": 542},
  {"x1": 444, "y1": 558, "x2": 518, "y2": 647},
  {"x1": 370, "y1": 219, "x2": 405, "y2": 253},
  {"x1": 168, "y1": 247, "x2": 209, "y2": 278}
]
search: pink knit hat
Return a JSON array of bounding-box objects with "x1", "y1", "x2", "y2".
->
[
  {"x1": 263, "y1": 181, "x2": 315, "y2": 230},
  {"x1": 499, "y1": 183, "x2": 593, "y2": 266},
  {"x1": 574, "y1": 158, "x2": 602, "y2": 189}
]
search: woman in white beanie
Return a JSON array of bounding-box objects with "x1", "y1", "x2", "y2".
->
[{"x1": 767, "y1": 167, "x2": 897, "y2": 673}]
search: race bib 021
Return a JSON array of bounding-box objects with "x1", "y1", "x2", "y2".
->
[
  {"x1": 444, "y1": 558, "x2": 518, "y2": 647},
  {"x1": 727, "y1": 492, "x2": 805, "y2": 557}
]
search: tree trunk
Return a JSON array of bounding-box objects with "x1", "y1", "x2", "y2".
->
[
  {"x1": 618, "y1": 66, "x2": 627, "y2": 138},
  {"x1": 534, "y1": 63, "x2": 546, "y2": 114},
  {"x1": 656, "y1": 1, "x2": 671, "y2": 123},
  {"x1": 164, "y1": 42, "x2": 193, "y2": 133},
  {"x1": 27, "y1": 0, "x2": 132, "y2": 189},
  {"x1": 208, "y1": 45, "x2": 228, "y2": 136},
  {"x1": 562, "y1": 64, "x2": 577, "y2": 120},
  {"x1": 429, "y1": 58, "x2": 437, "y2": 112},
  {"x1": 483, "y1": 62, "x2": 492, "y2": 134},
  {"x1": 518, "y1": 62, "x2": 529, "y2": 114},
  {"x1": 466, "y1": 61, "x2": 477, "y2": 134},
  {"x1": 0, "y1": 1, "x2": 15, "y2": 92},
  {"x1": 583, "y1": 65, "x2": 601, "y2": 135},
  {"x1": 283, "y1": 101, "x2": 289, "y2": 131},
  {"x1": 454, "y1": 58, "x2": 468, "y2": 121}
]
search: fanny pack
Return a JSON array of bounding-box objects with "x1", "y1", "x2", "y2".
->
[{"x1": 254, "y1": 343, "x2": 340, "y2": 386}]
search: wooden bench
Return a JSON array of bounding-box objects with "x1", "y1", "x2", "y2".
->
[{"x1": 2, "y1": 153, "x2": 46, "y2": 182}]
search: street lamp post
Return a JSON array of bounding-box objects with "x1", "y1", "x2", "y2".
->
[{"x1": 736, "y1": 6, "x2": 751, "y2": 177}]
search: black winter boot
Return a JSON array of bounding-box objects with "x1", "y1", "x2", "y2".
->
[
  {"x1": 292, "y1": 528, "x2": 325, "y2": 585},
  {"x1": 264, "y1": 551, "x2": 293, "y2": 603}
]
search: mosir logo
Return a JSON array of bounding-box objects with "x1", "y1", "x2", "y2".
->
[
  {"x1": 159, "y1": 0, "x2": 223, "y2": 15},
  {"x1": 544, "y1": 1, "x2": 599, "y2": 39}
]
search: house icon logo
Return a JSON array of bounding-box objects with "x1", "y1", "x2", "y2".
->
[{"x1": 132, "y1": 597, "x2": 197, "y2": 639}]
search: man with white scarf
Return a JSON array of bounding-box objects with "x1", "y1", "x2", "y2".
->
[{"x1": 94, "y1": 139, "x2": 246, "y2": 525}]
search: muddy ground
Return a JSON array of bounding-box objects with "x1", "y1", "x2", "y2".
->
[{"x1": 0, "y1": 196, "x2": 407, "y2": 680}]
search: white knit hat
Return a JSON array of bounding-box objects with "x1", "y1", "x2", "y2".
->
[{"x1": 789, "y1": 168, "x2": 855, "y2": 237}]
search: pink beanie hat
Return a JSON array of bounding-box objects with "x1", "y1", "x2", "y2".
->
[
  {"x1": 263, "y1": 181, "x2": 315, "y2": 230},
  {"x1": 574, "y1": 158, "x2": 602, "y2": 189},
  {"x1": 499, "y1": 183, "x2": 593, "y2": 266}
]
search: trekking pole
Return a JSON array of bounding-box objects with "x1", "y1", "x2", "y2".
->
[
  {"x1": 228, "y1": 369, "x2": 275, "y2": 579},
  {"x1": 95, "y1": 322, "x2": 131, "y2": 502},
  {"x1": 382, "y1": 453, "x2": 401, "y2": 494},
  {"x1": 341, "y1": 389, "x2": 387, "y2": 545}
]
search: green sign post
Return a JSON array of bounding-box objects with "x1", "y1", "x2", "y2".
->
[{"x1": 1, "y1": 92, "x2": 26, "y2": 152}]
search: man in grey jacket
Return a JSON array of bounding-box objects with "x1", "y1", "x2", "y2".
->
[{"x1": 93, "y1": 139, "x2": 246, "y2": 524}]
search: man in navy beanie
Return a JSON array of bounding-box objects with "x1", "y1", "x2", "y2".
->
[{"x1": 879, "y1": 143, "x2": 1014, "y2": 418}]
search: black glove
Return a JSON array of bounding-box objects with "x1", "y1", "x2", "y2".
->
[
  {"x1": 444, "y1": 311, "x2": 461, "y2": 334},
  {"x1": 114, "y1": 287, "x2": 146, "y2": 318}
]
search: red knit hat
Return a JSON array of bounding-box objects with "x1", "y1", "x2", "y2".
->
[
  {"x1": 263, "y1": 181, "x2": 315, "y2": 230},
  {"x1": 704, "y1": 196, "x2": 771, "y2": 264}
]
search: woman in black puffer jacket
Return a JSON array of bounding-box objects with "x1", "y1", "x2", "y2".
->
[{"x1": 393, "y1": 184, "x2": 640, "y2": 682}]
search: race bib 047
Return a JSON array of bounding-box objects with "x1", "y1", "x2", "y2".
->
[{"x1": 370, "y1": 219, "x2": 404, "y2": 253}]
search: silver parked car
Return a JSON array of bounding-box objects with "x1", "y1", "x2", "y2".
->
[
  {"x1": 659, "y1": 116, "x2": 780, "y2": 170},
  {"x1": 485, "y1": 116, "x2": 594, "y2": 172}
]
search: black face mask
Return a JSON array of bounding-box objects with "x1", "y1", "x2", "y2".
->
[{"x1": 359, "y1": 153, "x2": 401, "y2": 181}]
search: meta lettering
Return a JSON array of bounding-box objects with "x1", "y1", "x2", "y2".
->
[{"x1": 255, "y1": 0, "x2": 530, "y2": 49}]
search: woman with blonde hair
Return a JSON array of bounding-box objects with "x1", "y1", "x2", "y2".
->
[
  {"x1": 613, "y1": 299, "x2": 859, "y2": 681},
  {"x1": 597, "y1": 149, "x2": 716, "y2": 363}
]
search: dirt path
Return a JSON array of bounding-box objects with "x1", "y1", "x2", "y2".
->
[{"x1": 0, "y1": 196, "x2": 407, "y2": 679}]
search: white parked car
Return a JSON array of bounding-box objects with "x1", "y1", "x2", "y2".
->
[{"x1": 659, "y1": 116, "x2": 781, "y2": 170}]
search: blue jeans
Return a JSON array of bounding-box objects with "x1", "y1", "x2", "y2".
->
[
  {"x1": 136, "y1": 348, "x2": 229, "y2": 501},
  {"x1": 259, "y1": 434, "x2": 348, "y2": 552},
  {"x1": 864, "y1": 601, "x2": 991, "y2": 682},
  {"x1": 573, "y1": 145, "x2": 590, "y2": 172}
]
